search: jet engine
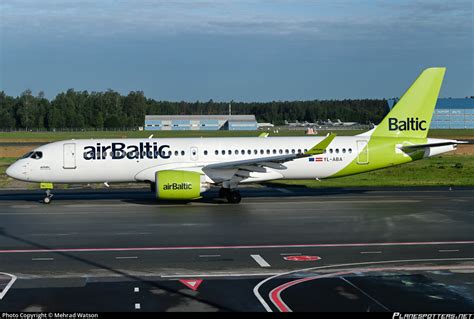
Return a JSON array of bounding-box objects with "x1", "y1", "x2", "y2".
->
[{"x1": 155, "y1": 170, "x2": 210, "y2": 200}]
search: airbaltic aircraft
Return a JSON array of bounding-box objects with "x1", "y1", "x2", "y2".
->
[{"x1": 6, "y1": 68, "x2": 465, "y2": 204}]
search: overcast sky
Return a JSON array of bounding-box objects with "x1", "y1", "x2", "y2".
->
[{"x1": 0, "y1": 0, "x2": 472, "y2": 101}]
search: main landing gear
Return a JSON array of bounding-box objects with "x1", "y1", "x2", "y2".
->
[
  {"x1": 43, "y1": 189, "x2": 53, "y2": 204},
  {"x1": 219, "y1": 188, "x2": 242, "y2": 204}
]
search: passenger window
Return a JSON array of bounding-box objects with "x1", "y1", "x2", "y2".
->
[
  {"x1": 348, "y1": 148, "x2": 352, "y2": 153},
  {"x1": 336, "y1": 149, "x2": 339, "y2": 154},
  {"x1": 342, "y1": 148, "x2": 346, "y2": 153},
  {"x1": 304, "y1": 149, "x2": 308, "y2": 153},
  {"x1": 204, "y1": 150, "x2": 208, "y2": 155},
  {"x1": 248, "y1": 150, "x2": 252, "y2": 155},
  {"x1": 279, "y1": 149, "x2": 283, "y2": 154},
  {"x1": 272, "y1": 149, "x2": 277, "y2": 154},
  {"x1": 254, "y1": 149, "x2": 258, "y2": 155},
  {"x1": 181, "y1": 151, "x2": 185, "y2": 156},
  {"x1": 235, "y1": 150, "x2": 239, "y2": 155},
  {"x1": 329, "y1": 149, "x2": 333, "y2": 154},
  {"x1": 285, "y1": 149, "x2": 289, "y2": 154},
  {"x1": 260, "y1": 150, "x2": 264, "y2": 155},
  {"x1": 241, "y1": 150, "x2": 245, "y2": 155},
  {"x1": 174, "y1": 151, "x2": 179, "y2": 156},
  {"x1": 215, "y1": 150, "x2": 218, "y2": 155},
  {"x1": 297, "y1": 149, "x2": 301, "y2": 154},
  {"x1": 266, "y1": 149, "x2": 270, "y2": 154},
  {"x1": 291, "y1": 149, "x2": 295, "y2": 154}
]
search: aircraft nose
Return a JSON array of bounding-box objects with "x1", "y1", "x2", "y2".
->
[{"x1": 6, "y1": 162, "x2": 24, "y2": 180}]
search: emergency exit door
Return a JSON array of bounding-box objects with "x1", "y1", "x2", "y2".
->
[
  {"x1": 356, "y1": 140, "x2": 369, "y2": 164},
  {"x1": 63, "y1": 143, "x2": 77, "y2": 169}
]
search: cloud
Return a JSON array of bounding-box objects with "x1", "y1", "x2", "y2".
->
[{"x1": 0, "y1": 0, "x2": 471, "y2": 43}]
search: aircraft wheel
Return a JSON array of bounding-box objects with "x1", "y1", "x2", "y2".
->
[
  {"x1": 219, "y1": 188, "x2": 230, "y2": 198},
  {"x1": 43, "y1": 196, "x2": 52, "y2": 204},
  {"x1": 226, "y1": 191, "x2": 241, "y2": 204}
]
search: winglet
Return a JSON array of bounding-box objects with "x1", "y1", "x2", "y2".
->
[
  {"x1": 258, "y1": 132, "x2": 269, "y2": 138},
  {"x1": 304, "y1": 133, "x2": 336, "y2": 156}
]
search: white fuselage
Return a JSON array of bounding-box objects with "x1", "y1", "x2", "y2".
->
[
  {"x1": 7, "y1": 137, "x2": 361, "y2": 184},
  {"x1": 6, "y1": 136, "x2": 455, "y2": 185}
]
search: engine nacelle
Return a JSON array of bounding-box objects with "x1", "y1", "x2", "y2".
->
[{"x1": 155, "y1": 170, "x2": 210, "y2": 200}]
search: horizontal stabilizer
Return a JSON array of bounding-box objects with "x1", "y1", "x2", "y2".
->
[{"x1": 398, "y1": 140, "x2": 467, "y2": 151}]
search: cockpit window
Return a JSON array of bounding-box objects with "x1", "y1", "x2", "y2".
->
[
  {"x1": 31, "y1": 151, "x2": 43, "y2": 159},
  {"x1": 21, "y1": 152, "x2": 34, "y2": 159},
  {"x1": 21, "y1": 151, "x2": 43, "y2": 159}
]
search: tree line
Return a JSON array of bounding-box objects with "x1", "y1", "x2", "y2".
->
[{"x1": 0, "y1": 89, "x2": 389, "y2": 130}]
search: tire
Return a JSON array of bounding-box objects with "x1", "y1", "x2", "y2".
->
[
  {"x1": 226, "y1": 191, "x2": 242, "y2": 204},
  {"x1": 219, "y1": 188, "x2": 230, "y2": 198},
  {"x1": 43, "y1": 196, "x2": 51, "y2": 204}
]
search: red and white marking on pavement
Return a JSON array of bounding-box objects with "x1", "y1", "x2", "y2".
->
[
  {"x1": 283, "y1": 255, "x2": 321, "y2": 262},
  {"x1": 253, "y1": 257, "x2": 474, "y2": 312},
  {"x1": 179, "y1": 279, "x2": 203, "y2": 291}
]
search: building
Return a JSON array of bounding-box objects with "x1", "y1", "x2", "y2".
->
[
  {"x1": 388, "y1": 97, "x2": 474, "y2": 129},
  {"x1": 144, "y1": 115, "x2": 258, "y2": 131}
]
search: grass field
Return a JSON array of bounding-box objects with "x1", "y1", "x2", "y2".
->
[{"x1": 1, "y1": 129, "x2": 473, "y2": 141}]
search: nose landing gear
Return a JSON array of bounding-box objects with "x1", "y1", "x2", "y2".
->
[
  {"x1": 40, "y1": 183, "x2": 54, "y2": 204},
  {"x1": 43, "y1": 189, "x2": 53, "y2": 204}
]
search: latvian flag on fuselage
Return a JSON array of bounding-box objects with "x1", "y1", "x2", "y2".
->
[{"x1": 309, "y1": 157, "x2": 323, "y2": 162}]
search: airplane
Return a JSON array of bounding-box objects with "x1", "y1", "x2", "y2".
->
[
  {"x1": 6, "y1": 67, "x2": 465, "y2": 204},
  {"x1": 335, "y1": 119, "x2": 358, "y2": 126},
  {"x1": 257, "y1": 122, "x2": 275, "y2": 129}
]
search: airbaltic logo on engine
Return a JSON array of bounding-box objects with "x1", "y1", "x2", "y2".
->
[
  {"x1": 163, "y1": 183, "x2": 193, "y2": 190},
  {"x1": 388, "y1": 117, "x2": 427, "y2": 131},
  {"x1": 83, "y1": 142, "x2": 170, "y2": 160}
]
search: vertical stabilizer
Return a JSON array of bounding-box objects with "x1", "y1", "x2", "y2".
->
[{"x1": 373, "y1": 67, "x2": 445, "y2": 138}]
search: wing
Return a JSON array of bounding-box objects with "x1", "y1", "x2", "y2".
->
[{"x1": 202, "y1": 133, "x2": 336, "y2": 187}]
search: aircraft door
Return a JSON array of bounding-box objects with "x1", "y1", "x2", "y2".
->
[
  {"x1": 356, "y1": 140, "x2": 369, "y2": 164},
  {"x1": 190, "y1": 146, "x2": 198, "y2": 161},
  {"x1": 63, "y1": 143, "x2": 77, "y2": 169}
]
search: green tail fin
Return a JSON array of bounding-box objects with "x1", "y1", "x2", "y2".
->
[{"x1": 373, "y1": 67, "x2": 446, "y2": 139}]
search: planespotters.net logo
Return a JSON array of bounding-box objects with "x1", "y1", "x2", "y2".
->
[{"x1": 393, "y1": 313, "x2": 473, "y2": 319}]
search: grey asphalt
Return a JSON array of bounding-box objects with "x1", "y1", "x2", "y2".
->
[{"x1": 0, "y1": 186, "x2": 473, "y2": 312}]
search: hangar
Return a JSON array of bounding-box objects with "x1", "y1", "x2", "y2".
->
[
  {"x1": 144, "y1": 115, "x2": 258, "y2": 131},
  {"x1": 388, "y1": 97, "x2": 474, "y2": 129}
]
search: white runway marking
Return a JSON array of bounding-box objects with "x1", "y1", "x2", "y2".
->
[
  {"x1": 198, "y1": 255, "x2": 221, "y2": 258},
  {"x1": 251, "y1": 254, "x2": 271, "y2": 268},
  {"x1": 0, "y1": 272, "x2": 17, "y2": 300},
  {"x1": 438, "y1": 250, "x2": 460, "y2": 253},
  {"x1": 115, "y1": 256, "x2": 138, "y2": 259},
  {"x1": 280, "y1": 253, "x2": 302, "y2": 256},
  {"x1": 360, "y1": 251, "x2": 382, "y2": 254},
  {"x1": 31, "y1": 258, "x2": 54, "y2": 261}
]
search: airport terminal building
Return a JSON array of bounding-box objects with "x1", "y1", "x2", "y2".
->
[
  {"x1": 388, "y1": 97, "x2": 474, "y2": 129},
  {"x1": 144, "y1": 115, "x2": 258, "y2": 131}
]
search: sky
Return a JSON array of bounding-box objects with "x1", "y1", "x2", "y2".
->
[{"x1": 0, "y1": 0, "x2": 472, "y2": 101}]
